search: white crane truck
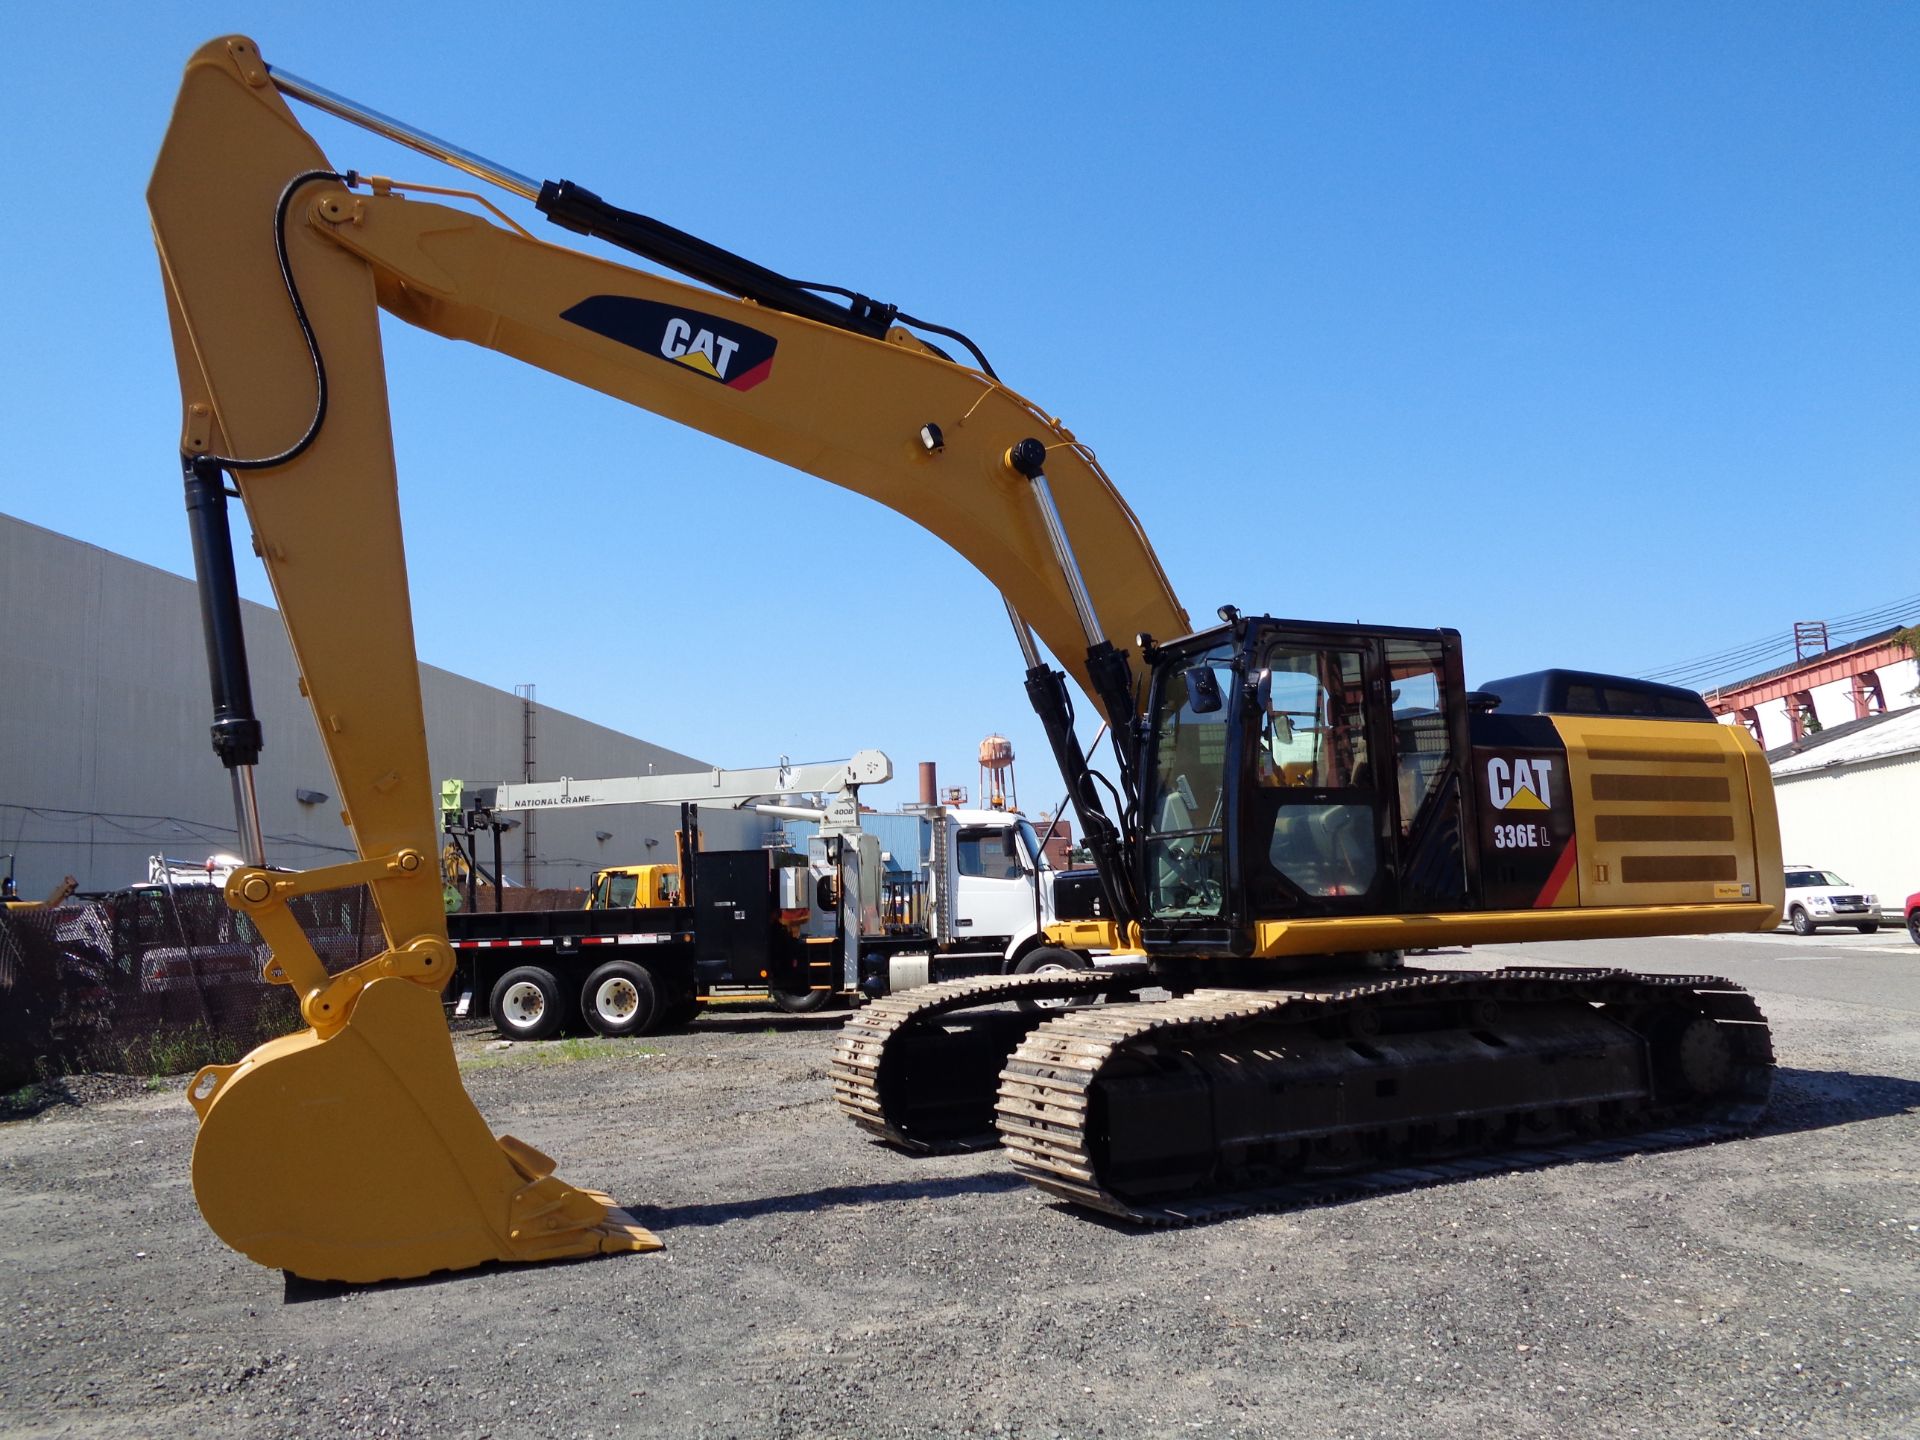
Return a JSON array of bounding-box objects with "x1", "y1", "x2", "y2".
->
[{"x1": 444, "y1": 752, "x2": 1093, "y2": 1037}]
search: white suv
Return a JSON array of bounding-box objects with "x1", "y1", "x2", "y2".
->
[{"x1": 1782, "y1": 865, "x2": 1881, "y2": 936}]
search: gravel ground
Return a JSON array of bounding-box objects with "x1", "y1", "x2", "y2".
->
[{"x1": 1, "y1": 940, "x2": 1916, "y2": 1440}]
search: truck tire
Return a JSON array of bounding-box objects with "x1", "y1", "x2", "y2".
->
[
  {"x1": 490, "y1": 966, "x2": 566, "y2": 1040},
  {"x1": 770, "y1": 987, "x2": 835, "y2": 1014},
  {"x1": 1789, "y1": 908, "x2": 1815, "y2": 936},
  {"x1": 580, "y1": 960, "x2": 660, "y2": 1038},
  {"x1": 1014, "y1": 944, "x2": 1091, "y2": 1014}
]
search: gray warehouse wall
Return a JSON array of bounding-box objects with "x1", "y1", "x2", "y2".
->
[{"x1": 1, "y1": 514, "x2": 768, "y2": 896}]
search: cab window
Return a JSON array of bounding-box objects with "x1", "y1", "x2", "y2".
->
[
  {"x1": 1253, "y1": 644, "x2": 1377, "y2": 901},
  {"x1": 597, "y1": 872, "x2": 640, "y2": 908},
  {"x1": 1384, "y1": 638, "x2": 1449, "y2": 837},
  {"x1": 957, "y1": 828, "x2": 1023, "y2": 881},
  {"x1": 1255, "y1": 650, "x2": 1368, "y2": 789}
]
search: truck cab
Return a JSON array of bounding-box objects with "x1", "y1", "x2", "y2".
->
[
  {"x1": 946, "y1": 808, "x2": 1056, "y2": 963},
  {"x1": 586, "y1": 864, "x2": 681, "y2": 910}
]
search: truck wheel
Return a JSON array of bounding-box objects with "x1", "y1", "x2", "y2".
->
[
  {"x1": 491, "y1": 966, "x2": 566, "y2": 1040},
  {"x1": 1789, "y1": 908, "x2": 1816, "y2": 936},
  {"x1": 580, "y1": 960, "x2": 659, "y2": 1037},
  {"x1": 1014, "y1": 945, "x2": 1091, "y2": 1014},
  {"x1": 770, "y1": 987, "x2": 835, "y2": 1014}
]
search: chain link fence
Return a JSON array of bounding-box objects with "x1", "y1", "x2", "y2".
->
[
  {"x1": 1, "y1": 881, "x2": 590, "y2": 1088},
  {"x1": 1, "y1": 885, "x2": 368, "y2": 1087}
]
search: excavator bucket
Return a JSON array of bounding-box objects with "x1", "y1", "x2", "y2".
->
[{"x1": 188, "y1": 977, "x2": 659, "y2": 1284}]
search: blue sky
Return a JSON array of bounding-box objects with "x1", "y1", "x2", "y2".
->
[{"x1": 4, "y1": 2, "x2": 1915, "y2": 811}]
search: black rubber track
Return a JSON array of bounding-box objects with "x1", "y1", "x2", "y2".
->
[
  {"x1": 995, "y1": 968, "x2": 1772, "y2": 1224},
  {"x1": 831, "y1": 967, "x2": 1772, "y2": 1224}
]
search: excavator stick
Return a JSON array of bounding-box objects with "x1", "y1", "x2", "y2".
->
[{"x1": 152, "y1": 39, "x2": 657, "y2": 1284}]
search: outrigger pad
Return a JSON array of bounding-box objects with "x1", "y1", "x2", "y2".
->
[{"x1": 190, "y1": 976, "x2": 660, "y2": 1283}]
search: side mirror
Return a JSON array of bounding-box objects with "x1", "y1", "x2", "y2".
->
[{"x1": 1185, "y1": 665, "x2": 1223, "y2": 714}]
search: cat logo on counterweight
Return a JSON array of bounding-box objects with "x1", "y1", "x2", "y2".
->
[{"x1": 1486, "y1": 756, "x2": 1555, "y2": 811}]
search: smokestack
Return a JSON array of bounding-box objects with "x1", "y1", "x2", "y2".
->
[{"x1": 918, "y1": 761, "x2": 937, "y2": 808}]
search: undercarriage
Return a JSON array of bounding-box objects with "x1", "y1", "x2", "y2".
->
[{"x1": 831, "y1": 965, "x2": 1773, "y2": 1221}]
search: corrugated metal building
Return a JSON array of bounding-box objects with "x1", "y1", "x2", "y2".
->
[
  {"x1": 1, "y1": 514, "x2": 770, "y2": 896},
  {"x1": 1769, "y1": 707, "x2": 1920, "y2": 909}
]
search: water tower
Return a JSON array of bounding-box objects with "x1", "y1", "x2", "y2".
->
[{"x1": 978, "y1": 734, "x2": 1017, "y2": 812}]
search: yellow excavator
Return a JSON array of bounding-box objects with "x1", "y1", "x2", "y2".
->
[
  {"x1": 1, "y1": 859, "x2": 77, "y2": 912},
  {"x1": 150, "y1": 37, "x2": 1780, "y2": 1282}
]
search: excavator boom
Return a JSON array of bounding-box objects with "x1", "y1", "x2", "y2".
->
[{"x1": 150, "y1": 37, "x2": 1182, "y2": 1283}]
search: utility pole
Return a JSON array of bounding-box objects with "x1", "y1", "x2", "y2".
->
[{"x1": 514, "y1": 682, "x2": 537, "y2": 887}]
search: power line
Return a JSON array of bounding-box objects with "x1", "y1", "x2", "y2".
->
[
  {"x1": 0, "y1": 802, "x2": 359, "y2": 859},
  {"x1": 1638, "y1": 590, "x2": 1919, "y2": 691}
]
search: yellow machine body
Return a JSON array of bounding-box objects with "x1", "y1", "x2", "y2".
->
[
  {"x1": 150, "y1": 35, "x2": 1780, "y2": 1283},
  {"x1": 2, "y1": 875, "x2": 77, "y2": 912}
]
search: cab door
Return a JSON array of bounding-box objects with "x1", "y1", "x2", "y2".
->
[
  {"x1": 1377, "y1": 633, "x2": 1472, "y2": 912},
  {"x1": 1239, "y1": 628, "x2": 1470, "y2": 919},
  {"x1": 1244, "y1": 640, "x2": 1387, "y2": 912},
  {"x1": 951, "y1": 823, "x2": 1032, "y2": 945}
]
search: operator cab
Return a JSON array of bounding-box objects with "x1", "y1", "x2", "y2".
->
[{"x1": 1138, "y1": 616, "x2": 1474, "y2": 952}]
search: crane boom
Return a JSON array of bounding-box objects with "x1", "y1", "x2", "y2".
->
[{"x1": 473, "y1": 751, "x2": 891, "y2": 816}]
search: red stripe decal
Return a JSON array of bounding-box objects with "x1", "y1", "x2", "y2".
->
[
  {"x1": 1534, "y1": 837, "x2": 1579, "y2": 908},
  {"x1": 727, "y1": 356, "x2": 774, "y2": 391}
]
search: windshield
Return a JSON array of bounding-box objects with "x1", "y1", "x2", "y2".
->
[
  {"x1": 1142, "y1": 646, "x2": 1235, "y2": 919},
  {"x1": 1786, "y1": 870, "x2": 1847, "y2": 888},
  {"x1": 1016, "y1": 820, "x2": 1047, "y2": 870}
]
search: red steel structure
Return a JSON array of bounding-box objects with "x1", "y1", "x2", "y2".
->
[{"x1": 1707, "y1": 628, "x2": 1911, "y2": 744}]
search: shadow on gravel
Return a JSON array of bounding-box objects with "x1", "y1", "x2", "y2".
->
[
  {"x1": 282, "y1": 1173, "x2": 1031, "y2": 1303},
  {"x1": 629, "y1": 1169, "x2": 1031, "y2": 1230},
  {"x1": 1759, "y1": 1066, "x2": 1920, "y2": 1135},
  {"x1": 285, "y1": 1257, "x2": 575, "y2": 1304},
  {"x1": 680, "y1": 1013, "x2": 850, "y2": 1036}
]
